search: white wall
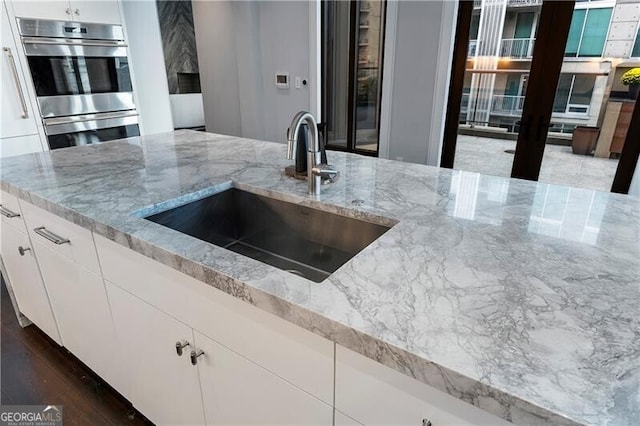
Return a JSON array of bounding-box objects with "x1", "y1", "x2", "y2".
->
[
  {"x1": 193, "y1": 0, "x2": 311, "y2": 143},
  {"x1": 379, "y1": 0, "x2": 457, "y2": 166},
  {"x1": 121, "y1": 0, "x2": 174, "y2": 135},
  {"x1": 193, "y1": 0, "x2": 456, "y2": 159}
]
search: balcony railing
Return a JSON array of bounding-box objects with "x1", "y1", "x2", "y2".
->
[
  {"x1": 474, "y1": 0, "x2": 542, "y2": 10},
  {"x1": 507, "y1": 0, "x2": 542, "y2": 7},
  {"x1": 500, "y1": 38, "x2": 535, "y2": 59},
  {"x1": 492, "y1": 95, "x2": 525, "y2": 115}
]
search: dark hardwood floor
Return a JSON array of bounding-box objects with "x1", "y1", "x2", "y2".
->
[{"x1": 1, "y1": 276, "x2": 153, "y2": 425}]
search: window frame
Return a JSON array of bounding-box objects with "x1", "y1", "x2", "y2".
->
[
  {"x1": 552, "y1": 74, "x2": 595, "y2": 117},
  {"x1": 565, "y1": 3, "x2": 614, "y2": 58}
]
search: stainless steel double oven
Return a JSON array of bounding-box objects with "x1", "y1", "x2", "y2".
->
[{"x1": 17, "y1": 18, "x2": 139, "y2": 150}]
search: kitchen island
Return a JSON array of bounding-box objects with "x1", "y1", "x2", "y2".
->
[{"x1": 1, "y1": 130, "x2": 638, "y2": 425}]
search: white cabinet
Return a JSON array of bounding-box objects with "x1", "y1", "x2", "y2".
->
[
  {"x1": 20, "y1": 200, "x2": 123, "y2": 395},
  {"x1": 94, "y1": 233, "x2": 335, "y2": 406},
  {"x1": 195, "y1": 330, "x2": 333, "y2": 426},
  {"x1": 106, "y1": 282, "x2": 205, "y2": 425},
  {"x1": 1, "y1": 2, "x2": 42, "y2": 156},
  {"x1": 96, "y1": 234, "x2": 333, "y2": 425},
  {"x1": 106, "y1": 281, "x2": 332, "y2": 426},
  {"x1": 68, "y1": 0, "x2": 121, "y2": 24},
  {"x1": 335, "y1": 345, "x2": 512, "y2": 426},
  {"x1": 10, "y1": 0, "x2": 121, "y2": 24},
  {"x1": 0, "y1": 196, "x2": 60, "y2": 344},
  {"x1": 0, "y1": 134, "x2": 43, "y2": 158}
]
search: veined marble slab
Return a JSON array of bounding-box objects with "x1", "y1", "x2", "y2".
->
[{"x1": 1, "y1": 130, "x2": 638, "y2": 426}]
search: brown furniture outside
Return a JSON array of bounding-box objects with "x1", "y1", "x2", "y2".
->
[{"x1": 571, "y1": 126, "x2": 600, "y2": 155}]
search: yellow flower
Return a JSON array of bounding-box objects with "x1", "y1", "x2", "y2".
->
[{"x1": 621, "y1": 68, "x2": 640, "y2": 86}]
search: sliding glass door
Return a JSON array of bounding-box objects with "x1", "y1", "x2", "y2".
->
[
  {"x1": 443, "y1": 0, "x2": 640, "y2": 194},
  {"x1": 322, "y1": 0, "x2": 386, "y2": 156}
]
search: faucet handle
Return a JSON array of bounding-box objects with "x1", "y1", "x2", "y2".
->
[{"x1": 312, "y1": 164, "x2": 339, "y2": 181}]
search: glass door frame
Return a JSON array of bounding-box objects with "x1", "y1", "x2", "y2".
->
[
  {"x1": 441, "y1": 0, "x2": 640, "y2": 194},
  {"x1": 321, "y1": 0, "x2": 387, "y2": 157}
]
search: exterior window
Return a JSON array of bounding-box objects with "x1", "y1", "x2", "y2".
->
[
  {"x1": 565, "y1": 7, "x2": 612, "y2": 57},
  {"x1": 470, "y1": 14, "x2": 480, "y2": 40},
  {"x1": 553, "y1": 74, "x2": 595, "y2": 114},
  {"x1": 633, "y1": 28, "x2": 640, "y2": 57}
]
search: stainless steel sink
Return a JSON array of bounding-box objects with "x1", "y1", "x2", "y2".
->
[{"x1": 144, "y1": 189, "x2": 391, "y2": 282}]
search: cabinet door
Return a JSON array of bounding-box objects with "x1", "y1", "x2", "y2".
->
[
  {"x1": 1, "y1": 3, "x2": 39, "y2": 140},
  {"x1": 194, "y1": 330, "x2": 333, "y2": 426},
  {"x1": 32, "y1": 239, "x2": 121, "y2": 393},
  {"x1": 107, "y1": 282, "x2": 205, "y2": 426},
  {"x1": 335, "y1": 345, "x2": 512, "y2": 426},
  {"x1": 69, "y1": 1, "x2": 121, "y2": 24},
  {"x1": 9, "y1": 1, "x2": 72, "y2": 22},
  {"x1": 0, "y1": 223, "x2": 61, "y2": 345}
]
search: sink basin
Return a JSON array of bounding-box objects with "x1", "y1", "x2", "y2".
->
[{"x1": 144, "y1": 189, "x2": 392, "y2": 282}]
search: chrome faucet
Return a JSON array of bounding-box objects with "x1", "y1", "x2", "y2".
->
[{"x1": 287, "y1": 111, "x2": 337, "y2": 195}]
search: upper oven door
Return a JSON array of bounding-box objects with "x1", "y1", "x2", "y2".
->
[
  {"x1": 24, "y1": 41, "x2": 132, "y2": 97},
  {"x1": 23, "y1": 41, "x2": 135, "y2": 117}
]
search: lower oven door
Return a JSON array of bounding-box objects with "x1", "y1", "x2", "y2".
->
[{"x1": 44, "y1": 111, "x2": 139, "y2": 150}]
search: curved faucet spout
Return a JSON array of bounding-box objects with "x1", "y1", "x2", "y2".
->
[
  {"x1": 287, "y1": 111, "x2": 320, "y2": 160},
  {"x1": 286, "y1": 111, "x2": 333, "y2": 196}
]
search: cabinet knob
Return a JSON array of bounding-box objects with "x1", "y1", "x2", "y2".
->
[
  {"x1": 65, "y1": 7, "x2": 71, "y2": 15},
  {"x1": 74, "y1": 9, "x2": 80, "y2": 16},
  {"x1": 422, "y1": 420, "x2": 432, "y2": 426},
  {"x1": 18, "y1": 246, "x2": 31, "y2": 256},
  {"x1": 190, "y1": 349, "x2": 204, "y2": 365},
  {"x1": 175, "y1": 340, "x2": 190, "y2": 356}
]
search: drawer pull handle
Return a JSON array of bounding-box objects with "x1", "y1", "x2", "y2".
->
[
  {"x1": 0, "y1": 204, "x2": 20, "y2": 218},
  {"x1": 175, "y1": 340, "x2": 190, "y2": 356},
  {"x1": 18, "y1": 246, "x2": 31, "y2": 256},
  {"x1": 190, "y1": 349, "x2": 204, "y2": 365},
  {"x1": 34, "y1": 226, "x2": 70, "y2": 245},
  {"x1": 422, "y1": 420, "x2": 432, "y2": 426}
]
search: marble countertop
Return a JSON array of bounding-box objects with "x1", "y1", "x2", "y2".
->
[{"x1": 1, "y1": 130, "x2": 638, "y2": 426}]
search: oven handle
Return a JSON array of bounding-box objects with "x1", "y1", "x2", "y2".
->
[
  {"x1": 2, "y1": 47, "x2": 29, "y2": 118},
  {"x1": 21, "y1": 36, "x2": 126, "y2": 47},
  {"x1": 43, "y1": 112, "x2": 139, "y2": 136},
  {"x1": 43, "y1": 110, "x2": 139, "y2": 126}
]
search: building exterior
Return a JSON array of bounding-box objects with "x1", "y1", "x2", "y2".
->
[{"x1": 462, "y1": 0, "x2": 640, "y2": 134}]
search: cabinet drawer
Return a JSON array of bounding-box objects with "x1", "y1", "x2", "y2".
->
[
  {"x1": 0, "y1": 190, "x2": 27, "y2": 233},
  {"x1": 21, "y1": 201, "x2": 100, "y2": 274},
  {"x1": 95, "y1": 233, "x2": 335, "y2": 406},
  {"x1": 335, "y1": 345, "x2": 512, "y2": 426}
]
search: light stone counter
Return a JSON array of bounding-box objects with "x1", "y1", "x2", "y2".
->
[{"x1": 1, "y1": 130, "x2": 638, "y2": 425}]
